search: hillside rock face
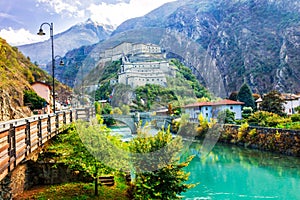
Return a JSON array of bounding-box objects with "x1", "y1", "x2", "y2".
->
[
  {"x1": 0, "y1": 38, "x2": 53, "y2": 121},
  {"x1": 109, "y1": 0, "x2": 300, "y2": 97},
  {"x1": 0, "y1": 89, "x2": 31, "y2": 122}
]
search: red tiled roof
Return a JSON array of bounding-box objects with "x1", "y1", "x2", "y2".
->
[
  {"x1": 213, "y1": 99, "x2": 245, "y2": 105},
  {"x1": 184, "y1": 99, "x2": 244, "y2": 108}
]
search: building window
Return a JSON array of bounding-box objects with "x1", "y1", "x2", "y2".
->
[
  {"x1": 206, "y1": 113, "x2": 208, "y2": 117},
  {"x1": 230, "y1": 106, "x2": 233, "y2": 109},
  {"x1": 205, "y1": 107, "x2": 208, "y2": 110}
]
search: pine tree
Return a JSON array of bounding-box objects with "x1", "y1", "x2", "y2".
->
[{"x1": 237, "y1": 83, "x2": 256, "y2": 110}]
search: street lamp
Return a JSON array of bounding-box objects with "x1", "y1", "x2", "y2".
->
[{"x1": 37, "y1": 22, "x2": 64, "y2": 113}]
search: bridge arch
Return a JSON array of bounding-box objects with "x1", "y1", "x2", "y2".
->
[
  {"x1": 102, "y1": 115, "x2": 137, "y2": 134},
  {"x1": 102, "y1": 114, "x2": 174, "y2": 134}
]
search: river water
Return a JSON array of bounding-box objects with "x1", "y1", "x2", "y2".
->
[
  {"x1": 110, "y1": 126, "x2": 300, "y2": 200},
  {"x1": 182, "y1": 142, "x2": 300, "y2": 200}
]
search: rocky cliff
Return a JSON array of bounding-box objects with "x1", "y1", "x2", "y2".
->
[
  {"x1": 106, "y1": 0, "x2": 300, "y2": 97},
  {"x1": 0, "y1": 38, "x2": 52, "y2": 121}
]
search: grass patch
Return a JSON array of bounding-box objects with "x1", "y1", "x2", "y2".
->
[{"x1": 19, "y1": 177, "x2": 130, "y2": 200}]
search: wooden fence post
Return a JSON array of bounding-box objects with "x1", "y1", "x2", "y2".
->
[
  {"x1": 63, "y1": 112, "x2": 66, "y2": 124},
  {"x1": 47, "y1": 115, "x2": 51, "y2": 139},
  {"x1": 70, "y1": 110, "x2": 73, "y2": 122},
  {"x1": 37, "y1": 117, "x2": 42, "y2": 146},
  {"x1": 86, "y1": 107, "x2": 90, "y2": 121},
  {"x1": 8, "y1": 124, "x2": 16, "y2": 172},
  {"x1": 25, "y1": 119, "x2": 31, "y2": 156},
  {"x1": 55, "y1": 114, "x2": 59, "y2": 133},
  {"x1": 76, "y1": 109, "x2": 79, "y2": 120}
]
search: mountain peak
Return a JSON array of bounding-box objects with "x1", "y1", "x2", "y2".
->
[{"x1": 83, "y1": 18, "x2": 115, "y2": 32}]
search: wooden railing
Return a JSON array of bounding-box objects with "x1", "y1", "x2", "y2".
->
[{"x1": 0, "y1": 107, "x2": 95, "y2": 181}]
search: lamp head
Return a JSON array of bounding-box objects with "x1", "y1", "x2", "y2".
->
[{"x1": 37, "y1": 28, "x2": 45, "y2": 36}]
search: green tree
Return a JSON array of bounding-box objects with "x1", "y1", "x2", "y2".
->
[
  {"x1": 228, "y1": 91, "x2": 238, "y2": 101},
  {"x1": 259, "y1": 90, "x2": 285, "y2": 116},
  {"x1": 237, "y1": 83, "x2": 256, "y2": 110},
  {"x1": 218, "y1": 109, "x2": 235, "y2": 124},
  {"x1": 23, "y1": 90, "x2": 47, "y2": 110},
  {"x1": 242, "y1": 107, "x2": 253, "y2": 119},
  {"x1": 49, "y1": 117, "x2": 129, "y2": 196},
  {"x1": 129, "y1": 127, "x2": 195, "y2": 199},
  {"x1": 120, "y1": 105, "x2": 130, "y2": 115},
  {"x1": 111, "y1": 107, "x2": 122, "y2": 115},
  {"x1": 294, "y1": 106, "x2": 300, "y2": 113}
]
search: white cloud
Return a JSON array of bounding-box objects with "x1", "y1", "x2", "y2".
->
[
  {"x1": 0, "y1": 27, "x2": 46, "y2": 46},
  {"x1": 88, "y1": 0, "x2": 176, "y2": 26},
  {"x1": 36, "y1": 0, "x2": 176, "y2": 26},
  {"x1": 0, "y1": 0, "x2": 177, "y2": 46},
  {"x1": 36, "y1": 0, "x2": 85, "y2": 18}
]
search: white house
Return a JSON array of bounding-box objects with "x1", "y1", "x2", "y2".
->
[
  {"x1": 281, "y1": 93, "x2": 300, "y2": 115},
  {"x1": 183, "y1": 99, "x2": 244, "y2": 122}
]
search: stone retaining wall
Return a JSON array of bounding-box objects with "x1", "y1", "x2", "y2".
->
[
  {"x1": 219, "y1": 124, "x2": 300, "y2": 157},
  {"x1": 0, "y1": 161, "x2": 89, "y2": 199}
]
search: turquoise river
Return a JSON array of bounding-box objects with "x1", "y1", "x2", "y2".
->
[{"x1": 182, "y1": 142, "x2": 300, "y2": 200}]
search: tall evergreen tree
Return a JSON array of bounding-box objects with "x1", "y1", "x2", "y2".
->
[
  {"x1": 259, "y1": 90, "x2": 285, "y2": 116},
  {"x1": 237, "y1": 83, "x2": 256, "y2": 110}
]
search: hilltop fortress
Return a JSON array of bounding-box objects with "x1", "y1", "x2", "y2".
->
[{"x1": 99, "y1": 42, "x2": 176, "y2": 88}]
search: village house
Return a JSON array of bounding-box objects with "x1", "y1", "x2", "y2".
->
[
  {"x1": 256, "y1": 93, "x2": 300, "y2": 115},
  {"x1": 31, "y1": 81, "x2": 52, "y2": 113},
  {"x1": 183, "y1": 99, "x2": 244, "y2": 122},
  {"x1": 281, "y1": 93, "x2": 300, "y2": 115}
]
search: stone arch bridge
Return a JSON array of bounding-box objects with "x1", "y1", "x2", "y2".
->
[{"x1": 102, "y1": 113, "x2": 174, "y2": 134}]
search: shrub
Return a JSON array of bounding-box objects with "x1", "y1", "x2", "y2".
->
[
  {"x1": 196, "y1": 114, "x2": 210, "y2": 136},
  {"x1": 248, "y1": 128, "x2": 257, "y2": 138},
  {"x1": 237, "y1": 122, "x2": 249, "y2": 141},
  {"x1": 23, "y1": 90, "x2": 47, "y2": 111},
  {"x1": 291, "y1": 114, "x2": 300, "y2": 122},
  {"x1": 247, "y1": 111, "x2": 291, "y2": 127},
  {"x1": 218, "y1": 109, "x2": 235, "y2": 124}
]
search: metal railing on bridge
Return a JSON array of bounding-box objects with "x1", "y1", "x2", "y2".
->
[{"x1": 0, "y1": 107, "x2": 95, "y2": 181}]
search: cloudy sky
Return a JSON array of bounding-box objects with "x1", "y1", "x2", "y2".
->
[{"x1": 0, "y1": 0, "x2": 176, "y2": 46}]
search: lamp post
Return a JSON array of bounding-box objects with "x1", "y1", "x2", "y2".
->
[{"x1": 37, "y1": 22, "x2": 64, "y2": 113}]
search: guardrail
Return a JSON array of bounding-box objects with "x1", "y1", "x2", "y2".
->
[{"x1": 0, "y1": 107, "x2": 95, "y2": 182}]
